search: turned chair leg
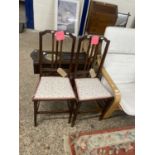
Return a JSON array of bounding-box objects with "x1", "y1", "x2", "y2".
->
[
  {"x1": 102, "y1": 104, "x2": 119, "y2": 118},
  {"x1": 68, "y1": 101, "x2": 73, "y2": 123},
  {"x1": 99, "y1": 99, "x2": 116, "y2": 120},
  {"x1": 34, "y1": 101, "x2": 38, "y2": 127},
  {"x1": 71, "y1": 102, "x2": 81, "y2": 127},
  {"x1": 68, "y1": 103, "x2": 72, "y2": 124},
  {"x1": 68, "y1": 100, "x2": 75, "y2": 123}
]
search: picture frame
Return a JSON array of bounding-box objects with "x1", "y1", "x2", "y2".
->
[{"x1": 55, "y1": 0, "x2": 80, "y2": 36}]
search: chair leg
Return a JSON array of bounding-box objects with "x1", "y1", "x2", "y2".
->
[
  {"x1": 68, "y1": 100, "x2": 75, "y2": 123},
  {"x1": 34, "y1": 101, "x2": 38, "y2": 127},
  {"x1": 71, "y1": 102, "x2": 81, "y2": 127},
  {"x1": 103, "y1": 104, "x2": 119, "y2": 118},
  {"x1": 68, "y1": 101, "x2": 71, "y2": 123},
  {"x1": 99, "y1": 100, "x2": 119, "y2": 120}
]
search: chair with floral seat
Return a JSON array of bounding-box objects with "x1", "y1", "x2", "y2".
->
[
  {"x1": 32, "y1": 30, "x2": 76, "y2": 126},
  {"x1": 71, "y1": 35, "x2": 114, "y2": 127}
]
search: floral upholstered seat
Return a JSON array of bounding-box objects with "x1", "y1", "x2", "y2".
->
[
  {"x1": 33, "y1": 77, "x2": 75, "y2": 100},
  {"x1": 75, "y1": 78, "x2": 112, "y2": 101}
]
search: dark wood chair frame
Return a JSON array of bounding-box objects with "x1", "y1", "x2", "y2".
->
[
  {"x1": 32, "y1": 30, "x2": 76, "y2": 126},
  {"x1": 71, "y1": 35, "x2": 114, "y2": 127},
  {"x1": 31, "y1": 49, "x2": 87, "y2": 74}
]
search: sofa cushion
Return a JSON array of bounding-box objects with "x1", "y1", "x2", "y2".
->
[
  {"x1": 102, "y1": 27, "x2": 135, "y2": 84},
  {"x1": 104, "y1": 53, "x2": 135, "y2": 84},
  {"x1": 118, "y1": 83, "x2": 135, "y2": 116},
  {"x1": 103, "y1": 27, "x2": 135, "y2": 54},
  {"x1": 101, "y1": 79, "x2": 135, "y2": 116}
]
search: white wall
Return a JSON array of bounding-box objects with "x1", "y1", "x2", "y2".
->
[
  {"x1": 33, "y1": 0, "x2": 55, "y2": 30},
  {"x1": 33, "y1": 0, "x2": 135, "y2": 30}
]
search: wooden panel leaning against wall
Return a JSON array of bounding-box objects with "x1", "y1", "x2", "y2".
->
[{"x1": 85, "y1": 1, "x2": 118, "y2": 35}]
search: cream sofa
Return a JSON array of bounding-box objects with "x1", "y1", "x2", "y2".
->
[{"x1": 101, "y1": 27, "x2": 135, "y2": 117}]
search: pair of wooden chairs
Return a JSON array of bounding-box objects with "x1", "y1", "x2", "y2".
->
[{"x1": 32, "y1": 30, "x2": 112, "y2": 127}]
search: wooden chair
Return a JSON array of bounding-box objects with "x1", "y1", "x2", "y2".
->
[
  {"x1": 71, "y1": 35, "x2": 114, "y2": 127},
  {"x1": 32, "y1": 30, "x2": 76, "y2": 126}
]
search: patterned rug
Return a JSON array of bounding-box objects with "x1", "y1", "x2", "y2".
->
[{"x1": 64, "y1": 126, "x2": 135, "y2": 155}]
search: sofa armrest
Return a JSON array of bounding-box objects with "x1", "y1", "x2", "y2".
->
[
  {"x1": 97, "y1": 55, "x2": 121, "y2": 118},
  {"x1": 97, "y1": 55, "x2": 120, "y2": 96},
  {"x1": 101, "y1": 68, "x2": 120, "y2": 97}
]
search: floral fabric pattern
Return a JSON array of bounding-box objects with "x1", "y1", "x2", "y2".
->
[
  {"x1": 75, "y1": 78, "x2": 112, "y2": 101},
  {"x1": 34, "y1": 76, "x2": 75, "y2": 100}
]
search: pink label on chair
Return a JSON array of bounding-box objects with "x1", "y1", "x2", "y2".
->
[
  {"x1": 91, "y1": 36, "x2": 99, "y2": 45},
  {"x1": 55, "y1": 31, "x2": 65, "y2": 41}
]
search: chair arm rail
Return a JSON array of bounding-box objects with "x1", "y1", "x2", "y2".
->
[
  {"x1": 97, "y1": 55, "x2": 122, "y2": 118},
  {"x1": 97, "y1": 55, "x2": 121, "y2": 103}
]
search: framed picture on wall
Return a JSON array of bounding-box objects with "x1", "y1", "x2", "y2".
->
[{"x1": 55, "y1": 0, "x2": 80, "y2": 36}]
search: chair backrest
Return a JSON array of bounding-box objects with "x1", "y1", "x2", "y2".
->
[
  {"x1": 102, "y1": 27, "x2": 135, "y2": 84},
  {"x1": 74, "y1": 35, "x2": 110, "y2": 78},
  {"x1": 39, "y1": 30, "x2": 76, "y2": 77}
]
